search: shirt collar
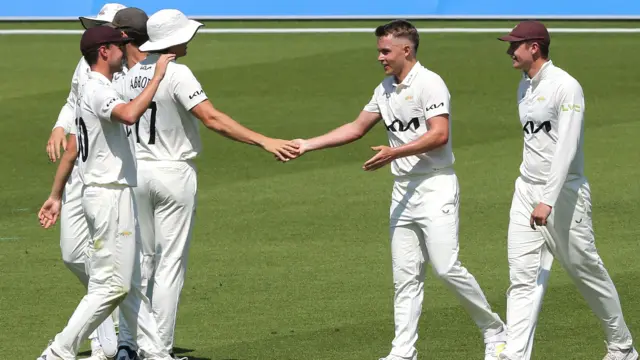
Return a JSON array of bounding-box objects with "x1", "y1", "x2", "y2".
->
[
  {"x1": 394, "y1": 61, "x2": 422, "y2": 88},
  {"x1": 525, "y1": 60, "x2": 553, "y2": 86},
  {"x1": 121, "y1": 59, "x2": 129, "y2": 74}
]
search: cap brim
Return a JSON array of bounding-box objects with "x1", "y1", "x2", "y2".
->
[
  {"x1": 139, "y1": 20, "x2": 203, "y2": 52},
  {"x1": 79, "y1": 16, "x2": 110, "y2": 30},
  {"x1": 498, "y1": 34, "x2": 525, "y2": 42}
]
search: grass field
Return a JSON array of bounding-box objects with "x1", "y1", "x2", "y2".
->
[{"x1": 1, "y1": 21, "x2": 640, "y2": 360}]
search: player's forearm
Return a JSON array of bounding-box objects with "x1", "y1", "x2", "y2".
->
[
  {"x1": 204, "y1": 113, "x2": 269, "y2": 147},
  {"x1": 391, "y1": 128, "x2": 448, "y2": 159},
  {"x1": 118, "y1": 77, "x2": 162, "y2": 125},
  {"x1": 49, "y1": 149, "x2": 77, "y2": 199},
  {"x1": 305, "y1": 123, "x2": 364, "y2": 152}
]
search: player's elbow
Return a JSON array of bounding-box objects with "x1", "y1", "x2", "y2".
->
[
  {"x1": 203, "y1": 115, "x2": 228, "y2": 134},
  {"x1": 118, "y1": 113, "x2": 138, "y2": 126},
  {"x1": 350, "y1": 123, "x2": 367, "y2": 140},
  {"x1": 63, "y1": 139, "x2": 79, "y2": 162},
  {"x1": 352, "y1": 130, "x2": 365, "y2": 141},
  {"x1": 433, "y1": 128, "x2": 449, "y2": 147},
  {"x1": 111, "y1": 104, "x2": 138, "y2": 126}
]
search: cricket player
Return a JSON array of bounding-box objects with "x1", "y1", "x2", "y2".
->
[
  {"x1": 496, "y1": 21, "x2": 637, "y2": 360},
  {"x1": 37, "y1": 25, "x2": 175, "y2": 360},
  {"x1": 114, "y1": 8, "x2": 299, "y2": 359},
  {"x1": 44, "y1": 3, "x2": 126, "y2": 359},
  {"x1": 291, "y1": 20, "x2": 506, "y2": 360}
]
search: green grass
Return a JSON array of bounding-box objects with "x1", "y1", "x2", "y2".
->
[{"x1": 1, "y1": 22, "x2": 640, "y2": 360}]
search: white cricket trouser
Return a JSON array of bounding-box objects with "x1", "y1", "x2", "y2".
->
[
  {"x1": 502, "y1": 176, "x2": 634, "y2": 360},
  {"x1": 388, "y1": 168, "x2": 504, "y2": 359},
  {"x1": 119, "y1": 160, "x2": 197, "y2": 354},
  {"x1": 50, "y1": 185, "x2": 170, "y2": 360},
  {"x1": 59, "y1": 167, "x2": 117, "y2": 356},
  {"x1": 60, "y1": 168, "x2": 90, "y2": 282}
]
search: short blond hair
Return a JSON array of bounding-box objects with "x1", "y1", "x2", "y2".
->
[{"x1": 375, "y1": 20, "x2": 420, "y2": 53}]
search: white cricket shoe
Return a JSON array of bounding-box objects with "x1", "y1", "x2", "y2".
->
[
  {"x1": 603, "y1": 347, "x2": 639, "y2": 360},
  {"x1": 484, "y1": 330, "x2": 507, "y2": 360}
]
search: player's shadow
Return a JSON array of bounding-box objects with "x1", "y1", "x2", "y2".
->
[
  {"x1": 78, "y1": 347, "x2": 216, "y2": 360},
  {"x1": 173, "y1": 347, "x2": 216, "y2": 360}
]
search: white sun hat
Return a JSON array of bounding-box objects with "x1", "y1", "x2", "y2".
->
[
  {"x1": 79, "y1": 3, "x2": 127, "y2": 29},
  {"x1": 139, "y1": 9, "x2": 204, "y2": 52}
]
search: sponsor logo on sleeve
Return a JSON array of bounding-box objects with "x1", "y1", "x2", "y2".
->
[
  {"x1": 189, "y1": 89, "x2": 204, "y2": 100},
  {"x1": 426, "y1": 102, "x2": 444, "y2": 112},
  {"x1": 561, "y1": 104, "x2": 581, "y2": 112}
]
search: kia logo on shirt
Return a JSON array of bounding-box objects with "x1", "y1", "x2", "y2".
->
[
  {"x1": 386, "y1": 117, "x2": 420, "y2": 132},
  {"x1": 426, "y1": 102, "x2": 444, "y2": 111},
  {"x1": 189, "y1": 90, "x2": 204, "y2": 99},
  {"x1": 523, "y1": 120, "x2": 551, "y2": 134}
]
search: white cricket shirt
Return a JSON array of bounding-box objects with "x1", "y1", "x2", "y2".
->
[
  {"x1": 55, "y1": 58, "x2": 129, "y2": 196},
  {"x1": 363, "y1": 62, "x2": 454, "y2": 177},
  {"x1": 516, "y1": 60, "x2": 586, "y2": 207},
  {"x1": 116, "y1": 54, "x2": 207, "y2": 161},
  {"x1": 72, "y1": 71, "x2": 137, "y2": 187}
]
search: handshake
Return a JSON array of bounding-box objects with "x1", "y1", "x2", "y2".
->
[
  {"x1": 261, "y1": 137, "x2": 396, "y2": 172},
  {"x1": 262, "y1": 138, "x2": 309, "y2": 162}
]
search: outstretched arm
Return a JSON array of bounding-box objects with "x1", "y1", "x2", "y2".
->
[
  {"x1": 190, "y1": 100, "x2": 299, "y2": 162},
  {"x1": 295, "y1": 110, "x2": 381, "y2": 155}
]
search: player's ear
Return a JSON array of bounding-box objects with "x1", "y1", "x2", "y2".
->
[
  {"x1": 98, "y1": 45, "x2": 109, "y2": 59},
  {"x1": 404, "y1": 43, "x2": 412, "y2": 57}
]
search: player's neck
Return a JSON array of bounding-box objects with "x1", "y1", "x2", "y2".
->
[
  {"x1": 91, "y1": 63, "x2": 114, "y2": 81},
  {"x1": 126, "y1": 45, "x2": 147, "y2": 70},
  {"x1": 395, "y1": 59, "x2": 418, "y2": 84},
  {"x1": 526, "y1": 58, "x2": 548, "y2": 79}
]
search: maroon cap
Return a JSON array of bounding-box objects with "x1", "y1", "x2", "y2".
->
[
  {"x1": 498, "y1": 20, "x2": 550, "y2": 44},
  {"x1": 80, "y1": 25, "x2": 132, "y2": 55}
]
